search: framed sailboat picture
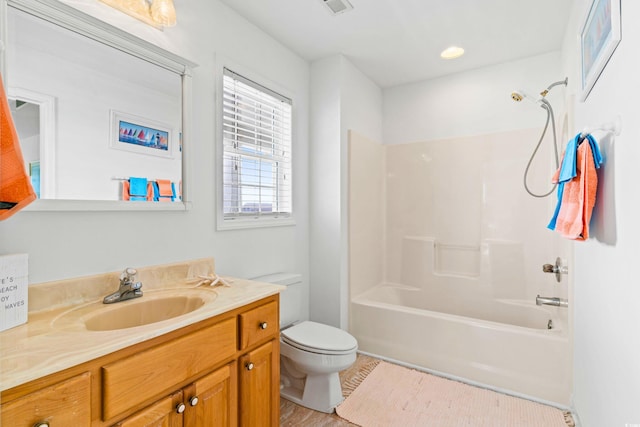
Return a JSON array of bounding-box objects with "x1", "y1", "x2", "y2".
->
[
  {"x1": 110, "y1": 110, "x2": 174, "y2": 158},
  {"x1": 579, "y1": 0, "x2": 621, "y2": 101}
]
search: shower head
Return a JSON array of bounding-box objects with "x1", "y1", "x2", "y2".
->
[
  {"x1": 511, "y1": 90, "x2": 539, "y2": 104},
  {"x1": 511, "y1": 91, "x2": 524, "y2": 102},
  {"x1": 512, "y1": 78, "x2": 568, "y2": 103}
]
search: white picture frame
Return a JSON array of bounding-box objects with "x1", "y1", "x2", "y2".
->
[
  {"x1": 110, "y1": 110, "x2": 174, "y2": 158},
  {"x1": 579, "y1": 0, "x2": 621, "y2": 102}
]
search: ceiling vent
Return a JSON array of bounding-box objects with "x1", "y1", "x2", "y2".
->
[{"x1": 322, "y1": 0, "x2": 353, "y2": 16}]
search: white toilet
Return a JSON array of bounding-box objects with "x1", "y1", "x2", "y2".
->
[{"x1": 252, "y1": 273, "x2": 358, "y2": 413}]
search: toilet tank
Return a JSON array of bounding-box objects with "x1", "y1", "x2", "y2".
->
[{"x1": 250, "y1": 273, "x2": 302, "y2": 328}]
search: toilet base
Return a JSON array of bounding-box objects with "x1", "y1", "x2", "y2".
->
[{"x1": 280, "y1": 371, "x2": 344, "y2": 413}]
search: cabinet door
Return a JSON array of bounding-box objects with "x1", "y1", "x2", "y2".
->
[
  {"x1": 103, "y1": 318, "x2": 236, "y2": 420},
  {"x1": 238, "y1": 340, "x2": 279, "y2": 427},
  {"x1": 183, "y1": 362, "x2": 237, "y2": 427},
  {"x1": 1, "y1": 372, "x2": 91, "y2": 427},
  {"x1": 115, "y1": 392, "x2": 183, "y2": 427}
]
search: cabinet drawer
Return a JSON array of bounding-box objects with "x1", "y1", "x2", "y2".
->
[
  {"x1": 103, "y1": 317, "x2": 236, "y2": 420},
  {"x1": 115, "y1": 392, "x2": 183, "y2": 427},
  {"x1": 239, "y1": 301, "x2": 278, "y2": 350},
  {"x1": 1, "y1": 372, "x2": 91, "y2": 427}
]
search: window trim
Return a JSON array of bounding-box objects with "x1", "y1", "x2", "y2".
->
[{"x1": 215, "y1": 58, "x2": 296, "y2": 231}]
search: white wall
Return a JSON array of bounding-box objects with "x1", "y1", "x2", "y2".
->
[
  {"x1": 309, "y1": 56, "x2": 342, "y2": 327},
  {"x1": 309, "y1": 55, "x2": 382, "y2": 328},
  {"x1": 0, "y1": 0, "x2": 310, "y2": 327},
  {"x1": 383, "y1": 52, "x2": 566, "y2": 145},
  {"x1": 563, "y1": 1, "x2": 640, "y2": 425}
]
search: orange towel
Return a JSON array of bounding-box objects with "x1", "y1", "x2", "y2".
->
[
  {"x1": 156, "y1": 179, "x2": 173, "y2": 202},
  {"x1": 122, "y1": 180, "x2": 130, "y2": 201},
  {"x1": 553, "y1": 141, "x2": 598, "y2": 240},
  {"x1": 0, "y1": 75, "x2": 37, "y2": 220}
]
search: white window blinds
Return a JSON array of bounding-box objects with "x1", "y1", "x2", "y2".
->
[{"x1": 222, "y1": 68, "x2": 293, "y2": 220}]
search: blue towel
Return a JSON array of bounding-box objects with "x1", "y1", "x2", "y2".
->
[
  {"x1": 129, "y1": 177, "x2": 148, "y2": 197},
  {"x1": 557, "y1": 135, "x2": 579, "y2": 183},
  {"x1": 585, "y1": 134, "x2": 603, "y2": 168},
  {"x1": 547, "y1": 184, "x2": 565, "y2": 231},
  {"x1": 152, "y1": 181, "x2": 160, "y2": 202},
  {"x1": 547, "y1": 133, "x2": 603, "y2": 230}
]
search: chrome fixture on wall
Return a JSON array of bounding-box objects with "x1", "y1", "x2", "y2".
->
[
  {"x1": 536, "y1": 295, "x2": 568, "y2": 308},
  {"x1": 511, "y1": 77, "x2": 568, "y2": 198},
  {"x1": 542, "y1": 257, "x2": 568, "y2": 282}
]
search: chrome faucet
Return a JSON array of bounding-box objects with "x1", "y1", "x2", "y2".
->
[
  {"x1": 536, "y1": 295, "x2": 568, "y2": 308},
  {"x1": 103, "y1": 268, "x2": 143, "y2": 304}
]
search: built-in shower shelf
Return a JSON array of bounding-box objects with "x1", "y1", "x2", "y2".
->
[
  {"x1": 434, "y1": 242, "x2": 480, "y2": 278},
  {"x1": 401, "y1": 236, "x2": 481, "y2": 285}
]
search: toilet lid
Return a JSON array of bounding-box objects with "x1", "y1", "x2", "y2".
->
[{"x1": 281, "y1": 321, "x2": 358, "y2": 354}]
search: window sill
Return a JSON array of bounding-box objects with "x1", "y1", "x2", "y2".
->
[{"x1": 216, "y1": 216, "x2": 296, "y2": 231}]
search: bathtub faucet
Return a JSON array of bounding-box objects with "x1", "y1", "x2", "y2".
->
[{"x1": 536, "y1": 295, "x2": 568, "y2": 308}]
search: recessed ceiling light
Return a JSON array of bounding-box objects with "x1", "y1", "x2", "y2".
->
[{"x1": 440, "y1": 46, "x2": 465, "y2": 60}]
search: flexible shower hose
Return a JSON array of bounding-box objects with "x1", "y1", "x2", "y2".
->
[{"x1": 523, "y1": 98, "x2": 559, "y2": 198}]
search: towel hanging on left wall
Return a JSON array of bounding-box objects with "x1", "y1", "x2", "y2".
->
[{"x1": 0, "y1": 74, "x2": 37, "y2": 221}]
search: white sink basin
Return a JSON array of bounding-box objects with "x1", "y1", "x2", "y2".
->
[{"x1": 52, "y1": 288, "x2": 218, "y2": 331}]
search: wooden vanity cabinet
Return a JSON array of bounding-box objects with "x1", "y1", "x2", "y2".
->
[
  {"x1": 237, "y1": 300, "x2": 280, "y2": 427},
  {"x1": 0, "y1": 294, "x2": 280, "y2": 427},
  {"x1": 117, "y1": 362, "x2": 237, "y2": 427},
  {"x1": 115, "y1": 392, "x2": 183, "y2": 427},
  {"x1": 183, "y1": 362, "x2": 237, "y2": 426},
  {"x1": 0, "y1": 372, "x2": 91, "y2": 427},
  {"x1": 239, "y1": 341, "x2": 278, "y2": 427}
]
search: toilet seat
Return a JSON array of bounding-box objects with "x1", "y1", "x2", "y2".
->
[{"x1": 281, "y1": 321, "x2": 358, "y2": 355}]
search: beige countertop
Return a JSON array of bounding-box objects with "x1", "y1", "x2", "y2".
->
[{"x1": 0, "y1": 258, "x2": 284, "y2": 392}]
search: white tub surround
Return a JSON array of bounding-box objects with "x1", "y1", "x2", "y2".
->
[{"x1": 348, "y1": 130, "x2": 572, "y2": 406}]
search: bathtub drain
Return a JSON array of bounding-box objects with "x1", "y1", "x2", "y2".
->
[{"x1": 547, "y1": 319, "x2": 554, "y2": 330}]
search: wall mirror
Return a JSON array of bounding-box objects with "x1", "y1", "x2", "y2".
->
[{"x1": 1, "y1": 0, "x2": 196, "y2": 210}]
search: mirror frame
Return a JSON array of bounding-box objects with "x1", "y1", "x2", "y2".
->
[{"x1": 0, "y1": 0, "x2": 197, "y2": 211}]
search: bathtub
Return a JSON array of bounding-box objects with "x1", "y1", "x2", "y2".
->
[{"x1": 350, "y1": 284, "x2": 571, "y2": 406}]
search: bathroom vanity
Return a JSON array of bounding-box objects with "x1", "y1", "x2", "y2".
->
[{"x1": 0, "y1": 259, "x2": 282, "y2": 426}]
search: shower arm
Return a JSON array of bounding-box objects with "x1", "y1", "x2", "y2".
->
[{"x1": 540, "y1": 78, "x2": 568, "y2": 98}]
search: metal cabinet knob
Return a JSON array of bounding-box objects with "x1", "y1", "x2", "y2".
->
[
  {"x1": 259, "y1": 322, "x2": 268, "y2": 330},
  {"x1": 189, "y1": 396, "x2": 199, "y2": 407},
  {"x1": 246, "y1": 362, "x2": 254, "y2": 371},
  {"x1": 176, "y1": 403, "x2": 186, "y2": 414},
  {"x1": 33, "y1": 423, "x2": 50, "y2": 427}
]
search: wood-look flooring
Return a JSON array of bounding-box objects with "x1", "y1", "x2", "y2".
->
[{"x1": 279, "y1": 353, "x2": 378, "y2": 426}]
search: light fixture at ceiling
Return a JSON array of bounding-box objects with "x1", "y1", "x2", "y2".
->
[
  {"x1": 321, "y1": 0, "x2": 354, "y2": 16},
  {"x1": 99, "y1": 0, "x2": 177, "y2": 29},
  {"x1": 440, "y1": 46, "x2": 465, "y2": 60}
]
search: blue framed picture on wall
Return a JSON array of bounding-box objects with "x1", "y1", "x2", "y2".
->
[
  {"x1": 579, "y1": 0, "x2": 621, "y2": 102},
  {"x1": 110, "y1": 110, "x2": 174, "y2": 158}
]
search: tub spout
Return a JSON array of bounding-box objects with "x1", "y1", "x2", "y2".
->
[{"x1": 536, "y1": 295, "x2": 568, "y2": 308}]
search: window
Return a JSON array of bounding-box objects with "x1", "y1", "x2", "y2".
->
[{"x1": 221, "y1": 68, "x2": 292, "y2": 224}]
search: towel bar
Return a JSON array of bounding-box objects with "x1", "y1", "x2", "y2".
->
[{"x1": 580, "y1": 115, "x2": 621, "y2": 138}]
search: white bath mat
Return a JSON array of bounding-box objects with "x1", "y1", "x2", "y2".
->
[{"x1": 336, "y1": 361, "x2": 573, "y2": 427}]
